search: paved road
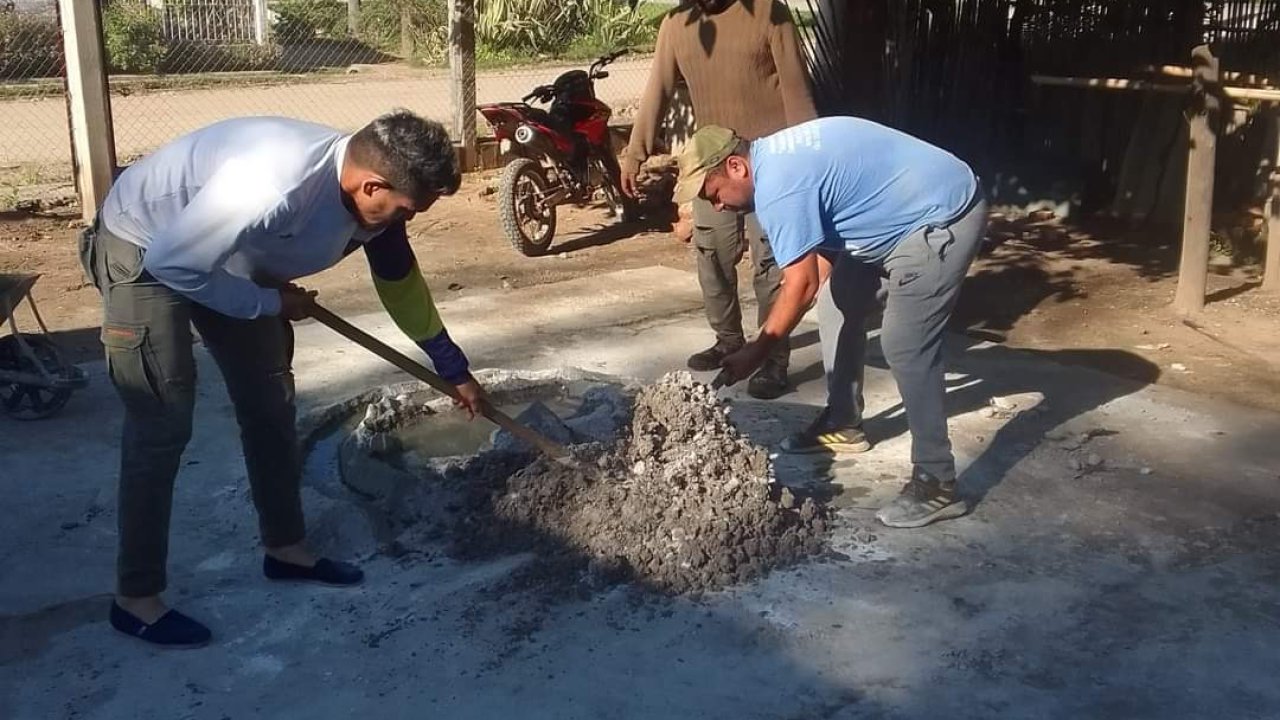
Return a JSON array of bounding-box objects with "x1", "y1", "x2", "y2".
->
[
  {"x1": 0, "y1": 59, "x2": 651, "y2": 169},
  {"x1": 5, "y1": 267, "x2": 1280, "y2": 719}
]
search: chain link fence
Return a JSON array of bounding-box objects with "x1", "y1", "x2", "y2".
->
[
  {"x1": 0, "y1": 0, "x2": 657, "y2": 208},
  {"x1": 0, "y1": 0, "x2": 67, "y2": 205},
  {"x1": 106, "y1": 0, "x2": 452, "y2": 165}
]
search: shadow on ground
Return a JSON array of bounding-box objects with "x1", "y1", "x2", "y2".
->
[
  {"x1": 550, "y1": 215, "x2": 672, "y2": 255},
  {"x1": 735, "y1": 333, "x2": 1160, "y2": 511}
]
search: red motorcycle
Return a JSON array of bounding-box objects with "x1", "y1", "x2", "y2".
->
[{"x1": 479, "y1": 50, "x2": 638, "y2": 257}]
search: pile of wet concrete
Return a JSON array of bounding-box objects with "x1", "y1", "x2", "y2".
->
[{"x1": 346, "y1": 372, "x2": 831, "y2": 595}]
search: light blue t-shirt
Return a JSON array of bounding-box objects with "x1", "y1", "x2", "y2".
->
[{"x1": 752, "y1": 117, "x2": 978, "y2": 267}]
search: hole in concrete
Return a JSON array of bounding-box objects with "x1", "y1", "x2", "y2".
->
[
  {"x1": 310, "y1": 370, "x2": 847, "y2": 600},
  {"x1": 384, "y1": 382, "x2": 593, "y2": 462}
]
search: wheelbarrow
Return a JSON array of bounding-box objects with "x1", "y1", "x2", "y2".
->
[{"x1": 0, "y1": 273, "x2": 88, "y2": 420}]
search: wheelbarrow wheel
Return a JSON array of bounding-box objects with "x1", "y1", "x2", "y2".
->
[{"x1": 0, "y1": 335, "x2": 73, "y2": 420}]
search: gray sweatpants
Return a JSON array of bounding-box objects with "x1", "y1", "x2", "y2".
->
[
  {"x1": 817, "y1": 197, "x2": 988, "y2": 484},
  {"x1": 691, "y1": 198, "x2": 789, "y2": 368},
  {"x1": 80, "y1": 223, "x2": 305, "y2": 598}
]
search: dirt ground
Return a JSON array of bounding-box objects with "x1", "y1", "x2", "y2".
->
[
  {"x1": 0, "y1": 170, "x2": 689, "y2": 361},
  {"x1": 0, "y1": 59, "x2": 654, "y2": 168},
  {"x1": 2, "y1": 175, "x2": 1279, "y2": 412},
  {"x1": 955, "y1": 212, "x2": 1280, "y2": 413}
]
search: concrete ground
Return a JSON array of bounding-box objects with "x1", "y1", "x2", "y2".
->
[{"x1": 3, "y1": 266, "x2": 1279, "y2": 719}]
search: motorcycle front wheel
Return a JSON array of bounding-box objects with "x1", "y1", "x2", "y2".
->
[{"x1": 499, "y1": 157, "x2": 558, "y2": 257}]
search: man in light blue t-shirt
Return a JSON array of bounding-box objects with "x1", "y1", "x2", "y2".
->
[{"x1": 673, "y1": 118, "x2": 987, "y2": 529}]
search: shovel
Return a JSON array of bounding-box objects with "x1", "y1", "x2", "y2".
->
[{"x1": 306, "y1": 302, "x2": 574, "y2": 465}]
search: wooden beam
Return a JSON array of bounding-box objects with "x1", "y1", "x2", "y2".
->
[
  {"x1": 1265, "y1": 109, "x2": 1280, "y2": 294},
  {"x1": 58, "y1": 0, "x2": 117, "y2": 221},
  {"x1": 1151, "y1": 64, "x2": 1273, "y2": 87},
  {"x1": 448, "y1": 0, "x2": 477, "y2": 171},
  {"x1": 1173, "y1": 45, "x2": 1220, "y2": 316},
  {"x1": 1030, "y1": 75, "x2": 1187, "y2": 93},
  {"x1": 1031, "y1": 74, "x2": 1280, "y2": 103}
]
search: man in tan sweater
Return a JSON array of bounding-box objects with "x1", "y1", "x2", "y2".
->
[{"x1": 621, "y1": 0, "x2": 816, "y2": 399}]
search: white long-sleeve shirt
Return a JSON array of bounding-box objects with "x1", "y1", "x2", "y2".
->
[{"x1": 99, "y1": 117, "x2": 378, "y2": 319}]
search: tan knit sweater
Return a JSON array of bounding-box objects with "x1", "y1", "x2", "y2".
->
[{"x1": 622, "y1": 0, "x2": 817, "y2": 177}]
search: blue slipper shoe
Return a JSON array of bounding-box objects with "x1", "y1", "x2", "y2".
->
[
  {"x1": 110, "y1": 602, "x2": 211, "y2": 649},
  {"x1": 263, "y1": 556, "x2": 364, "y2": 587}
]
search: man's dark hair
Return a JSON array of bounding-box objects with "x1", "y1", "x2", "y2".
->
[{"x1": 349, "y1": 110, "x2": 461, "y2": 199}]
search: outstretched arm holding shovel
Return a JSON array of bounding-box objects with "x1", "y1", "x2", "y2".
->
[{"x1": 355, "y1": 220, "x2": 485, "y2": 418}]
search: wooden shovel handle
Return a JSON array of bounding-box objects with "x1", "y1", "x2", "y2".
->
[{"x1": 307, "y1": 302, "x2": 569, "y2": 460}]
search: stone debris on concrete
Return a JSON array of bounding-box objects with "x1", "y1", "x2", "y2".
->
[
  {"x1": 352, "y1": 392, "x2": 432, "y2": 456},
  {"x1": 386, "y1": 372, "x2": 835, "y2": 595},
  {"x1": 983, "y1": 391, "x2": 1049, "y2": 419},
  {"x1": 1042, "y1": 426, "x2": 1122, "y2": 477},
  {"x1": 1045, "y1": 426, "x2": 1114, "y2": 452}
]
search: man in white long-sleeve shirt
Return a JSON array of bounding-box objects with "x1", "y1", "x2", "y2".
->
[{"x1": 80, "y1": 110, "x2": 485, "y2": 648}]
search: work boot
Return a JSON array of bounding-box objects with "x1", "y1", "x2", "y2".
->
[
  {"x1": 779, "y1": 408, "x2": 871, "y2": 454},
  {"x1": 875, "y1": 470, "x2": 969, "y2": 529},
  {"x1": 747, "y1": 359, "x2": 788, "y2": 400},
  {"x1": 687, "y1": 341, "x2": 742, "y2": 372}
]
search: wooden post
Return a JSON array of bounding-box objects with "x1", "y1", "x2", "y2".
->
[
  {"x1": 1265, "y1": 108, "x2": 1280, "y2": 294},
  {"x1": 400, "y1": 2, "x2": 413, "y2": 59},
  {"x1": 448, "y1": 0, "x2": 477, "y2": 170},
  {"x1": 58, "y1": 0, "x2": 117, "y2": 221},
  {"x1": 1174, "y1": 45, "x2": 1220, "y2": 315},
  {"x1": 348, "y1": 0, "x2": 361, "y2": 36},
  {"x1": 251, "y1": 0, "x2": 270, "y2": 44}
]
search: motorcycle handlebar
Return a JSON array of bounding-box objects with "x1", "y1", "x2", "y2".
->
[
  {"x1": 522, "y1": 85, "x2": 554, "y2": 103},
  {"x1": 521, "y1": 50, "x2": 628, "y2": 100},
  {"x1": 589, "y1": 49, "x2": 629, "y2": 78}
]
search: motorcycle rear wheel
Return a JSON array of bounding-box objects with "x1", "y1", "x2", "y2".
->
[{"x1": 598, "y1": 154, "x2": 640, "y2": 223}]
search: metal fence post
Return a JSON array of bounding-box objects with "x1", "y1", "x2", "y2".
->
[
  {"x1": 58, "y1": 0, "x2": 117, "y2": 220},
  {"x1": 449, "y1": 0, "x2": 476, "y2": 171}
]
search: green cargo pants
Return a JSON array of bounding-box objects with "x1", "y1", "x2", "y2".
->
[
  {"x1": 80, "y1": 223, "x2": 305, "y2": 598},
  {"x1": 691, "y1": 198, "x2": 790, "y2": 368}
]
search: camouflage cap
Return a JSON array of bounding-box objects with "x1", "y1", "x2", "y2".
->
[{"x1": 673, "y1": 125, "x2": 742, "y2": 205}]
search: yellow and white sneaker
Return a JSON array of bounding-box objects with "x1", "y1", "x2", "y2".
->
[{"x1": 779, "y1": 417, "x2": 872, "y2": 455}]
